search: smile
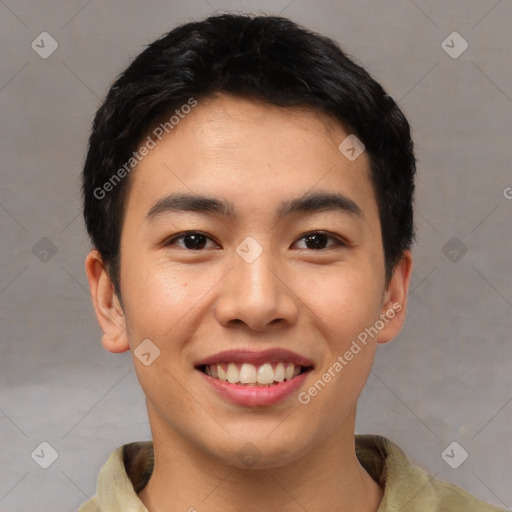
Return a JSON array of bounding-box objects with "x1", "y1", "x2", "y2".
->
[
  {"x1": 200, "y1": 362, "x2": 308, "y2": 386},
  {"x1": 195, "y1": 348, "x2": 314, "y2": 406}
]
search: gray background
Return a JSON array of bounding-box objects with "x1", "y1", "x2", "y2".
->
[{"x1": 1, "y1": 0, "x2": 511, "y2": 510}]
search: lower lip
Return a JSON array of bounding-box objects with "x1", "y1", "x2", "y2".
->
[{"x1": 198, "y1": 369, "x2": 311, "y2": 407}]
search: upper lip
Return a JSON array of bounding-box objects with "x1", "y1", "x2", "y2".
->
[{"x1": 195, "y1": 348, "x2": 314, "y2": 368}]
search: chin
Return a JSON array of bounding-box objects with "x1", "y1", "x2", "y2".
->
[{"x1": 202, "y1": 425, "x2": 317, "y2": 470}]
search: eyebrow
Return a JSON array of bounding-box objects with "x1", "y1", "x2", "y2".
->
[{"x1": 146, "y1": 191, "x2": 364, "y2": 223}]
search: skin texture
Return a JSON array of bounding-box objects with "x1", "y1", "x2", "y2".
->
[{"x1": 85, "y1": 93, "x2": 412, "y2": 512}]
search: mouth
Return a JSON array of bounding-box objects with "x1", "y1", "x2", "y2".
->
[
  {"x1": 197, "y1": 361, "x2": 313, "y2": 386},
  {"x1": 194, "y1": 348, "x2": 314, "y2": 406}
]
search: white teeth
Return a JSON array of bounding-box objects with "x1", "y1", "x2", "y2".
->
[
  {"x1": 257, "y1": 363, "x2": 274, "y2": 384},
  {"x1": 217, "y1": 364, "x2": 227, "y2": 382},
  {"x1": 239, "y1": 363, "x2": 257, "y2": 384},
  {"x1": 204, "y1": 362, "x2": 304, "y2": 385},
  {"x1": 274, "y1": 362, "x2": 285, "y2": 382},
  {"x1": 227, "y1": 362, "x2": 239, "y2": 383},
  {"x1": 284, "y1": 363, "x2": 295, "y2": 381}
]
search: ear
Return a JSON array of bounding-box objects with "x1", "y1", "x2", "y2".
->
[
  {"x1": 377, "y1": 250, "x2": 413, "y2": 345},
  {"x1": 84, "y1": 249, "x2": 130, "y2": 353}
]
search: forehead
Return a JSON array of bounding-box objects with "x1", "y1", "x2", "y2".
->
[{"x1": 124, "y1": 94, "x2": 379, "y2": 228}]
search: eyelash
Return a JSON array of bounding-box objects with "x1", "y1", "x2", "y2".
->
[{"x1": 163, "y1": 231, "x2": 347, "y2": 251}]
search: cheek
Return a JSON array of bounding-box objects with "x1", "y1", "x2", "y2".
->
[
  {"x1": 294, "y1": 261, "x2": 382, "y2": 405},
  {"x1": 120, "y1": 258, "x2": 191, "y2": 339},
  {"x1": 298, "y1": 261, "x2": 383, "y2": 340},
  {"x1": 298, "y1": 272, "x2": 381, "y2": 430},
  {"x1": 121, "y1": 257, "x2": 229, "y2": 347}
]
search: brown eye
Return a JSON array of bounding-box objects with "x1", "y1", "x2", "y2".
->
[
  {"x1": 165, "y1": 232, "x2": 218, "y2": 250},
  {"x1": 293, "y1": 231, "x2": 345, "y2": 250}
]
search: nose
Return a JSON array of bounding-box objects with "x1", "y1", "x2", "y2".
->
[{"x1": 213, "y1": 245, "x2": 299, "y2": 332}]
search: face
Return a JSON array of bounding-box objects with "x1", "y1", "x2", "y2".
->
[{"x1": 86, "y1": 93, "x2": 411, "y2": 468}]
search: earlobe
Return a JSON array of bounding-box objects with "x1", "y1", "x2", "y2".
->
[
  {"x1": 84, "y1": 249, "x2": 130, "y2": 353},
  {"x1": 101, "y1": 331, "x2": 130, "y2": 353},
  {"x1": 377, "y1": 250, "x2": 413, "y2": 345}
]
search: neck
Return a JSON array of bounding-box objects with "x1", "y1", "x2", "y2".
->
[{"x1": 138, "y1": 411, "x2": 383, "y2": 512}]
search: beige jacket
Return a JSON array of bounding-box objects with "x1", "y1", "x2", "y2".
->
[{"x1": 78, "y1": 434, "x2": 506, "y2": 511}]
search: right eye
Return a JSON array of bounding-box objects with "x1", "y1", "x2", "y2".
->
[{"x1": 163, "y1": 231, "x2": 220, "y2": 251}]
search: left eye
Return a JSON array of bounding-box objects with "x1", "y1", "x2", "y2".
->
[
  {"x1": 164, "y1": 232, "x2": 218, "y2": 250},
  {"x1": 293, "y1": 232, "x2": 345, "y2": 250},
  {"x1": 164, "y1": 231, "x2": 344, "y2": 251}
]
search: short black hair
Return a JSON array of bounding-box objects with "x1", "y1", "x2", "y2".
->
[{"x1": 82, "y1": 13, "x2": 416, "y2": 297}]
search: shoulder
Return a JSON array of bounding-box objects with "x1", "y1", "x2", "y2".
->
[
  {"x1": 76, "y1": 442, "x2": 154, "y2": 512},
  {"x1": 76, "y1": 495, "x2": 100, "y2": 512},
  {"x1": 422, "y1": 475, "x2": 507, "y2": 511},
  {"x1": 355, "y1": 434, "x2": 506, "y2": 512}
]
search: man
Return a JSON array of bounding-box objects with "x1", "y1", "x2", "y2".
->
[{"x1": 79, "y1": 13, "x2": 505, "y2": 512}]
